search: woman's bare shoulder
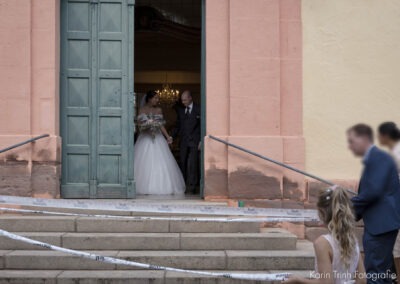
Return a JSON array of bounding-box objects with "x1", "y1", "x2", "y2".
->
[{"x1": 314, "y1": 235, "x2": 331, "y2": 251}]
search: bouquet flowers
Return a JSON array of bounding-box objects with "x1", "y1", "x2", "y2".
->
[{"x1": 138, "y1": 113, "x2": 166, "y2": 141}]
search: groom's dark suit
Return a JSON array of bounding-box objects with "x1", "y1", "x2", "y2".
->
[
  {"x1": 351, "y1": 146, "x2": 400, "y2": 283},
  {"x1": 171, "y1": 103, "x2": 201, "y2": 192}
]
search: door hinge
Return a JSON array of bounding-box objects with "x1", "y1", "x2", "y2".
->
[
  {"x1": 127, "y1": 179, "x2": 135, "y2": 198},
  {"x1": 127, "y1": 0, "x2": 135, "y2": 6},
  {"x1": 90, "y1": 0, "x2": 98, "y2": 4}
]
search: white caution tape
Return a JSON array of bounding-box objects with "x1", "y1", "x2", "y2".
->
[
  {"x1": 0, "y1": 207, "x2": 320, "y2": 223},
  {"x1": 0, "y1": 195, "x2": 318, "y2": 219},
  {"x1": 0, "y1": 228, "x2": 290, "y2": 281}
]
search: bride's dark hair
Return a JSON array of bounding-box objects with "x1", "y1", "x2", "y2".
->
[{"x1": 145, "y1": 90, "x2": 157, "y2": 103}]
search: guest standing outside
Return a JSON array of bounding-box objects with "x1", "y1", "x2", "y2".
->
[
  {"x1": 378, "y1": 122, "x2": 400, "y2": 277},
  {"x1": 347, "y1": 124, "x2": 400, "y2": 284}
]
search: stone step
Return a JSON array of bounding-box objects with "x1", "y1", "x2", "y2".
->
[
  {"x1": 0, "y1": 229, "x2": 297, "y2": 251},
  {"x1": 0, "y1": 216, "x2": 260, "y2": 233},
  {"x1": 0, "y1": 270, "x2": 312, "y2": 283},
  {"x1": 6, "y1": 198, "x2": 229, "y2": 217},
  {"x1": 0, "y1": 242, "x2": 314, "y2": 270}
]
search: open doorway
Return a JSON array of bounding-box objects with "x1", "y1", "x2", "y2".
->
[{"x1": 134, "y1": 0, "x2": 203, "y2": 197}]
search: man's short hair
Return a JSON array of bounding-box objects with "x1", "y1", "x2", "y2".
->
[{"x1": 347, "y1": 123, "x2": 374, "y2": 142}]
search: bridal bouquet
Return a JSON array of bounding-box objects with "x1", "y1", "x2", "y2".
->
[{"x1": 138, "y1": 113, "x2": 166, "y2": 141}]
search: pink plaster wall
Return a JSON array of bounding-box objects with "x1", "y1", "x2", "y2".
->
[
  {"x1": 204, "y1": 0, "x2": 305, "y2": 203},
  {"x1": 0, "y1": 0, "x2": 61, "y2": 198}
]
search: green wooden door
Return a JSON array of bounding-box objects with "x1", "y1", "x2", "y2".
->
[{"x1": 60, "y1": 0, "x2": 135, "y2": 198}]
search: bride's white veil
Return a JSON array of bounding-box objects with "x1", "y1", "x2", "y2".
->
[{"x1": 139, "y1": 93, "x2": 147, "y2": 108}]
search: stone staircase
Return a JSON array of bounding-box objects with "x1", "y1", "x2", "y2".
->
[{"x1": 0, "y1": 205, "x2": 315, "y2": 283}]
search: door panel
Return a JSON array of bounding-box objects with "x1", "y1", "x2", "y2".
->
[{"x1": 61, "y1": 0, "x2": 135, "y2": 198}]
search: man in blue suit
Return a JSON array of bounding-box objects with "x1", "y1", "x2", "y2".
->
[{"x1": 347, "y1": 124, "x2": 400, "y2": 283}]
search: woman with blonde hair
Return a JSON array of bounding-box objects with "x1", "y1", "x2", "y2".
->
[{"x1": 283, "y1": 187, "x2": 366, "y2": 284}]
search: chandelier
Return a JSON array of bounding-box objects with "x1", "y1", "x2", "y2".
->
[
  {"x1": 156, "y1": 73, "x2": 180, "y2": 106},
  {"x1": 156, "y1": 83, "x2": 180, "y2": 106}
]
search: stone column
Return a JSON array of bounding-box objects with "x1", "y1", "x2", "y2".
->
[{"x1": 204, "y1": 0, "x2": 304, "y2": 204}]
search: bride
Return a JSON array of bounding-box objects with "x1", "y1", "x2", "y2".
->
[{"x1": 134, "y1": 90, "x2": 185, "y2": 195}]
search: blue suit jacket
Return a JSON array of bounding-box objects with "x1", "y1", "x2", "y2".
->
[{"x1": 351, "y1": 146, "x2": 400, "y2": 235}]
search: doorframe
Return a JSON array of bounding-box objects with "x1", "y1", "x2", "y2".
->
[
  {"x1": 200, "y1": 0, "x2": 206, "y2": 199},
  {"x1": 127, "y1": 0, "x2": 136, "y2": 198}
]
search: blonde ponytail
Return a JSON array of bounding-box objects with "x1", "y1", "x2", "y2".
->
[{"x1": 317, "y1": 187, "x2": 357, "y2": 268}]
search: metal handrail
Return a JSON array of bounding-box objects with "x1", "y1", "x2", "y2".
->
[
  {"x1": 208, "y1": 135, "x2": 357, "y2": 195},
  {"x1": 0, "y1": 134, "x2": 50, "y2": 154}
]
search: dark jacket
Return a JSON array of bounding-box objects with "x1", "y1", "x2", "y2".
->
[
  {"x1": 171, "y1": 103, "x2": 201, "y2": 147},
  {"x1": 351, "y1": 146, "x2": 400, "y2": 235}
]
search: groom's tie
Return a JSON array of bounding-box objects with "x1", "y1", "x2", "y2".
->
[{"x1": 185, "y1": 107, "x2": 189, "y2": 117}]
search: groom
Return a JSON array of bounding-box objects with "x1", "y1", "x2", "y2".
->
[
  {"x1": 170, "y1": 90, "x2": 201, "y2": 194},
  {"x1": 347, "y1": 124, "x2": 400, "y2": 283}
]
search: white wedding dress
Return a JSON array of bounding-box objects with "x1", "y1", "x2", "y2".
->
[{"x1": 134, "y1": 113, "x2": 185, "y2": 195}]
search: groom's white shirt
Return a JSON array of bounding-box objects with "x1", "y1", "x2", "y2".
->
[{"x1": 185, "y1": 102, "x2": 193, "y2": 114}]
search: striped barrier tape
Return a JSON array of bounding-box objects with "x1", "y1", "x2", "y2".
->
[
  {"x1": 0, "y1": 207, "x2": 320, "y2": 223},
  {"x1": 0, "y1": 195, "x2": 318, "y2": 219},
  {"x1": 0, "y1": 228, "x2": 291, "y2": 282}
]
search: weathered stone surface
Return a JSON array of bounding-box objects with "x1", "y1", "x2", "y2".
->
[
  {"x1": 282, "y1": 200, "x2": 304, "y2": 209},
  {"x1": 304, "y1": 202, "x2": 317, "y2": 210},
  {"x1": 0, "y1": 216, "x2": 76, "y2": 232},
  {"x1": 0, "y1": 160, "x2": 31, "y2": 196},
  {"x1": 304, "y1": 218, "x2": 321, "y2": 228},
  {"x1": 0, "y1": 270, "x2": 59, "y2": 284},
  {"x1": 0, "y1": 250, "x2": 11, "y2": 269},
  {"x1": 283, "y1": 177, "x2": 304, "y2": 201},
  {"x1": 0, "y1": 160, "x2": 29, "y2": 176},
  {"x1": 0, "y1": 232, "x2": 62, "y2": 250},
  {"x1": 0, "y1": 160, "x2": 60, "y2": 198},
  {"x1": 117, "y1": 251, "x2": 226, "y2": 270},
  {"x1": 226, "y1": 249, "x2": 314, "y2": 270},
  {"x1": 242, "y1": 199, "x2": 282, "y2": 208},
  {"x1": 0, "y1": 269, "x2": 314, "y2": 284},
  {"x1": 164, "y1": 271, "x2": 285, "y2": 283},
  {"x1": 181, "y1": 230, "x2": 297, "y2": 250},
  {"x1": 205, "y1": 165, "x2": 229, "y2": 198},
  {"x1": 307, "y1": 179, "x2": 359, "y2": 203},
  {"x1": 280, "y1": 222, "x2": 305, "y2": 239},
  {"x1": 4, "y1": 250, "x2": 117, "y2": 270},
  {"x1": 62, "y1": 233, "x2": 180, "y2": 250},
  {"x1": 228, "y1": 167, "x2": 282, "y2": 199},
  {"x1": 60, "y1": 231, "x2": 297, "y2": 251},
  {"x1": 169, "y1": 220, "x2": 260, "y2": 233},
  {"x1": 57, "y1": 270, "x2": 165, "y2": 284},
  {"x1": 305, "y1": 227, "x2": 328, "y2": 242},
  {"x1": 76, "y1": 218, "x2": 169, "y2": 233},
  {"x1": 31, "y1": 162, "x2": 61, "y2": 198},
  {"x1": 307, "y1": 181, "x2": 328, "y2": 203},
  {"x1": 204, "y1": 136, "x2": 229, "y2": 199}
]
